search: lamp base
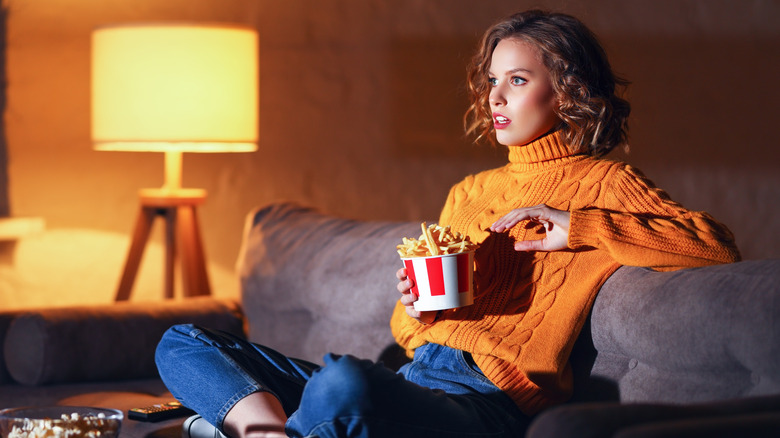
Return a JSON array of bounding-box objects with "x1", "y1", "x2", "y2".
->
[{"x1": 115, "y1": 188, "x2": 211, "y2": 301}]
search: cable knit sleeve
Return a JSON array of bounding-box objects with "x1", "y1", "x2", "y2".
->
[{"x1": 567, "y1": 163, "x2": 741, "y2": 270}]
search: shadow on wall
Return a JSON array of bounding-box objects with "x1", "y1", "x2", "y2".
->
[
  {"x1": 387, "y1": 36, "x2": 509, "y2": 165},
  {"x1": 390, "y1": 32, "x2": 780, "y2": 169},
  {"x1": 0, "y1": 5, "x2": 9, "y2": 217},
  {"x1": 605, "y1": 35, "x2": 780, "y2": 169}
]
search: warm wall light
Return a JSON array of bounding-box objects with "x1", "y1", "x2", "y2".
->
[{"x1": 91, "y1": 23, "x2": 259, "y2": 301}]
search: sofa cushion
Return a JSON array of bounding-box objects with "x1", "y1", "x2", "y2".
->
[
  {"x1": 237, "y1": 203, "x2": 424, "y2": 364},
  {"x1": 526, "y1": 393, "x2": 780, "y2": 438},
  {"x1": 3, "y1": 297, "x2": 244, "y2": 385}
]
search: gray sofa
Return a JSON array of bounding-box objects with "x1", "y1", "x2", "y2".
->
[
  {"x1": 237, "y1": 203, "x2": 780, "y2": 437},
  {"x1": 2, "y1": 201, "x2": 779, "y2": 437}
]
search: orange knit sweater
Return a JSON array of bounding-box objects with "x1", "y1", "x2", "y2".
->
[{"x1": 390, "y1": 131, "x2": 740, "y2": 415}]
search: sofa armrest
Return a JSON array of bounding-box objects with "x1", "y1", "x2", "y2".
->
[
  {"x1": 0, "y1": 311, "x2": 17, "y2": 384},
  {"x1": 583, "y1": 259, "x2": 780, "y2": 403},
  {"x1": 2, "y1": 297, "x2": 244, "y2": 386}
]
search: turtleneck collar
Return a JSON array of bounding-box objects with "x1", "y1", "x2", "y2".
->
[{"x1": 506, "y1": 130, "x2": 586, "y2": 172}]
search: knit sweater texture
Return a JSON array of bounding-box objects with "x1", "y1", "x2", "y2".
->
[{"x1": 390, "y1": 131, "x2": 740, "y2": 415}]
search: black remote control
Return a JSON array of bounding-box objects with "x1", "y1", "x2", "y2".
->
[{"x1": 128, "y1": 401, "x2": 194, "y2": 422}]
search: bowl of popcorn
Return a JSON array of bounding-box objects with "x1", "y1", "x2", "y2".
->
[{"x1": 0, "y1": 406, "x2": 122, "y2": 438}]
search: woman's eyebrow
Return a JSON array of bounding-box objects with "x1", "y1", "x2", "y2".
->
[
  {"x1": 506, "y1": 67, "x2": 532, "y2": 75},
  {"x1": 488, "y1": 67, "x2": 533, "y2": 76}
]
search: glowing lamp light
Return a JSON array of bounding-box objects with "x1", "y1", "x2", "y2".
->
[{"x1": 92, "y1": 23, "x2": 258, "y2": 191}]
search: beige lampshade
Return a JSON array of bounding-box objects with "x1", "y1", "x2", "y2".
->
[{"x1": 91, "y1": 23, "x2": 258, "y2": 152}]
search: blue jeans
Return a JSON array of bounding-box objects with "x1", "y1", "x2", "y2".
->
[{"x1": 155, "y1": 324, "x2": 530, "y2": 438}]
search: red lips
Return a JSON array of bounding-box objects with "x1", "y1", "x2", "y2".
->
[{"x1": 493, "y1": 112, "x2": 511, "y2": 129}]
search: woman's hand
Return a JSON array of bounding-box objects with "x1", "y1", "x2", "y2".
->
[
  {"x1": 490, "y1": 204, "x2": 571, "y2": 251},
  {"x1": 396, "y1": 267, "x2": 438, "y2": 324}
]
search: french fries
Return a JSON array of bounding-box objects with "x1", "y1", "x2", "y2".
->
[{"x1": 397, "y1": 222, "x2": 478, "y2": 257}]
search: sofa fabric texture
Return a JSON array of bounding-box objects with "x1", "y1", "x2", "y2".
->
[
  {"x1": 2, "y1": 297, "x2": 244, "y2": 386},
  {"x1": 0, "y1": 311, "x2": 16, "y2": 384},
  {"x1": 237, "y1": 202, "x2": 424, "y2": 364},
  {"x1": 526, "y1": 394, "x2": 780, "y2": 438},
  {"x1": 585, "y1": 260, "x2": 779, "y2": 403}
]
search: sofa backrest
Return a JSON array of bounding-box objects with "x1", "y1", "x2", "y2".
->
[{"x1": 237, "y1": 202, "x2": 421, "y2": 364}]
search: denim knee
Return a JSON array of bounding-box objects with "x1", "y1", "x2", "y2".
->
[
  {"x1": 286, "y1": 354, "x2": 382, "y2": 437},
  {"x1": 303, "y1": 354, "x2": 374, "y2": 416},
  {"x1": 155, "y1": 324, "x2": 195, "y2": 379},
  {"x1": 154, "y1": 324, "x2": 267, "y2": 430}
]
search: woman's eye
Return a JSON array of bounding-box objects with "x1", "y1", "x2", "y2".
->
[
  {"x1": 488, "y1": 77, "x2": 498, "y2": 87},
  {"x1": 511, "y1": 77, "x2": 527, "y2": 85}
]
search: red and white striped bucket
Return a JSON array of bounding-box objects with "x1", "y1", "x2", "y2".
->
[{"x1": 401, "y1": 251, "x2": 475, "y2": 311}]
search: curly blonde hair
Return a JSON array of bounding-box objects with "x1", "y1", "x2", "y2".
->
[{"x1": 464, "y1": 10, "x2": 630, "y2": 156}]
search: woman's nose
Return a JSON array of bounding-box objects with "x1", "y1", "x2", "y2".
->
[{"x1": 489, "y1": 86, "x2": 506, "y2": 107}]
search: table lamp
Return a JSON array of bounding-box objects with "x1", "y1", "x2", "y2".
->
[{"x1": 91, "y1": 23, "x2": 258, "y2": 301}]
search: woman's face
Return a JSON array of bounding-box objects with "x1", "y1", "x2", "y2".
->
[{"x1": 488, "y1": 38, "x2": 559, "y2": 147}]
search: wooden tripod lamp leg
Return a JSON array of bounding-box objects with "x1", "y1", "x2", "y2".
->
[
  {"x1": 177, "y1": 205, "x2": 211, "y2": 297},
  {"x1": 115, "y1": 206, "x2": 157, "y2": 301},
  {"x1": 163, "y1": 207, "x2": 178, "y2": 299},
  {"x1": 116, "y1": 190, "x2": 210, "y2": 301}
]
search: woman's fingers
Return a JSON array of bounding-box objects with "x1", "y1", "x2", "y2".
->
[
  {"x1": 490, "y1": 204, "x2": 571, "y2": 251},
  {"x1": 490, "y1": 204, "x2": 550, "y2": 232}
]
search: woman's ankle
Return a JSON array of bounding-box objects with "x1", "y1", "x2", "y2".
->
[{"x1": 223, "y1": 391, "x2": 288, "y2": 438}]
